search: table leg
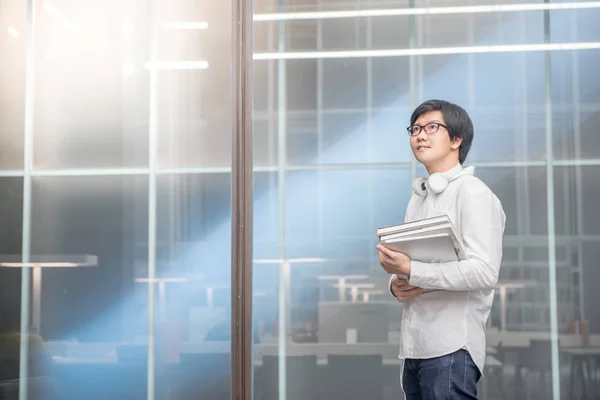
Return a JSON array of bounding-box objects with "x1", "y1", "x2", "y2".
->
[
  {"x1": 569, "y1": 355, "x2": 577, "y2": 399},
  {"x1": 583, "y1": 358, "x2": 592, "y2": 399}
]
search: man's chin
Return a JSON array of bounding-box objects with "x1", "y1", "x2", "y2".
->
[{"x1": 414, "y1": 154, "x2": 434, "y2": 166}]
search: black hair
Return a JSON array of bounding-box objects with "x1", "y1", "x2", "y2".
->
[{"x1": 410, "y1": 99, "x2": 474, "y2": 164}]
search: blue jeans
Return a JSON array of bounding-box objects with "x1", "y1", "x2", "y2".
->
[{"x1": 402, "y1": 349, "x2": 481, "y2": 400}]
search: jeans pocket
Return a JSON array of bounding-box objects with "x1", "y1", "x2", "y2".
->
[{"x1": 462, "y1": 350, "x2": 481, "y2": 395}]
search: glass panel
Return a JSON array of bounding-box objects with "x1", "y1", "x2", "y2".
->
[
  {"x1": 554, "y1": 165, "x2": 600, "y2": 399},
  {"x1": 323, "y1": 60, "x2": 367, "y2": 110},
  {"x1": 0, "y1": 2, "x2": 26, "y2": 169},
  {"x1": 253, "y1": 118, "x2": 279, "y2": 168},
  {"x1": 0, "y1": 177, "x2": 24, "y2": 339},
  {"x1": 548, "y1": 22, "x2": 600, "y2": 394},
  {"x1": 425, "y1": 51, "x2": 547, "y2": 162},
  {"x1": 551, "y1": 7, "x2": 600, "y2": 161},
  {"x1": 155, "y1": 173, "x2": 232, "y2": 399},
  {"x1": 31, "y1": 0, "x2": 232, "y2": 171},
  {"x1": 33, "y1": 0, "x2": 149, "y2": 170},
  {"x1": 252, "y1": 168, "x2": 412, "y2": 399},
  {"x1": 156, "y1": 3, "x2": 232, "y2": 169},
  {"x1": 29, "y1": 176, "x2": 149, "y2": 398},
  {"x1": 252, "y1": 1, "x2": 600, "y2": 399},
  {"x1": 580, "y1": 167, "x2": 600, "y2": 236},
  {"x1": 3, "y1": 0, "x2": 234, "y2": 398}
]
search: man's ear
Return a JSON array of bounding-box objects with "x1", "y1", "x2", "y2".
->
[{"x1": 451, "y1": 136, "x2": 463, "y2": 150}]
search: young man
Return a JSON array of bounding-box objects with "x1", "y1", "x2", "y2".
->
[{"x1": 377, "y1": 100, "x2": 506, "y2": 399}]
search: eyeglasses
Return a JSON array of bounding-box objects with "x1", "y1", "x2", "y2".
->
[{"x1": 406, "y1": 122, "x2": 449, "y2": 136}]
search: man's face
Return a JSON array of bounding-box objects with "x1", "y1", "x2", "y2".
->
[{"x1": 409, "y1": 110, "x2": 461, "y2": 169}]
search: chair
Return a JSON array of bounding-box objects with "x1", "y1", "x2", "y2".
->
[{"x1": 520, "y1": 339, "x2": 558, "y2": 399}]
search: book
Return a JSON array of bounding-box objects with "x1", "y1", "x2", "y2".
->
[
  {"x1": 380, "y1": 221, "x2": 454, "y2": 241},
  {"x1": 377, "y1": 215, "x2": 468, "y2": 284},
  {"x1": 377, "y1": 215, "x2": 450, "y2": 238},
  {"x1": 382, "y1": 232, "x2": 467, "y2": 264}
]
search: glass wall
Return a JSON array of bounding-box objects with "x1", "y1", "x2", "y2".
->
[
  {"x1": 0, "y1": 1, "x2": 234, "y2": 399},
  {"x1": 2, "y1": 1, "x2": 600, "y2": 399},
  {"x1": 252, "y1": 1, "x2": 600, "y2": 399}
]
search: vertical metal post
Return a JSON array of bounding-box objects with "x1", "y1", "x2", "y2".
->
[
  {"x1": 317, "y1": 0, "x2": 323, "y2": 251},
  {"x1": 147, "y1": 0, "x2": 159, "y2": 398},
  {"x1": 543, "y1": 4, "x2": 561, "y2": 399},
  {"x1": 231, "y1": 0, "x2": 254, "y2": 398},
  {"x1": 366, "y1": 5, "x2": 374, "y2": 266},
  {"x1": 19, "y1": 1, "x2": 36, "y2": 398},
  {"x1": 569, "y1": 7, "x2": 585, "y2": 324},
  {"x1": 408, "y1": 0, "x2": 417, "y2": 181},
  {"x1": 276, "y1": 0, "x2": 288, "y2": 398}
]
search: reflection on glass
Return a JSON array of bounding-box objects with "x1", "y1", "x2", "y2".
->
[
  {"x1": 0, "y1": 2, "x2": 26, "y2": 169},
  {"x1": 33, "y1": 0, "x2": 149, "y2": 169},
  {"x1": 29, "y1": 176, "x2": 149, "y2": 398},
  {"x1": 0, "y1": 178, "x2": 25, "y2": 396},
  {"x1": 252, "y1": 2, "x2": 600, "y2": 400},
  {"x1": 1, "y1": 0, "x2": 234, "y2": 398}
]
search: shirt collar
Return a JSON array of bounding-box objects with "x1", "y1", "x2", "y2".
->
[{"x1": 434, "y1": 163, "x2": 475, "y2": 182}]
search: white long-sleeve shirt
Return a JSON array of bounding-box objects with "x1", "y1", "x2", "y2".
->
[{"x1": 392, "y1": 164, "x2": 506, "y2": 374}]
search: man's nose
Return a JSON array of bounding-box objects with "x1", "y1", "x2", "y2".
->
[{"x1": 416, "y1": 129, "x2": 428, "y2": 140}]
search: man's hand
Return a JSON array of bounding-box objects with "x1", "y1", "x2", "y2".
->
[
  {"x1": 377, "y1": 244, "x2": 411, "y2": 277},
  {"x1": 391, "y1": 275, "x2": 423, "y2": 301}
]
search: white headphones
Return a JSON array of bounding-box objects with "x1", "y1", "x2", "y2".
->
[{"x1": 412, "y1": 164, "x2": 475, "y2": 197}]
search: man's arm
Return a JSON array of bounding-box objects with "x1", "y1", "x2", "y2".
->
[
  {"x1": 386, "y1": 194, "x2": 424, "y2": 300},
  {"x1": 408, "y1": 188, "x2": 505, "y2": 291},
  {"x1": 388, "y1": 274, "x2": 423, "y2": 300}
]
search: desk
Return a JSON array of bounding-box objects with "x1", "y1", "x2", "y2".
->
[
  {"x1": 494, "y1": 281, "x2": 536, "y2": 332},
  {"x1": 0, "y1": 254, "x2": 97, "y2": 332},
  {"x1": 51, "y1": 342, "x2": 502, "y2": 400},
  {"x1": 562, "y1": 347, "x2": 600, "y2": 399},
  {"x1": 486, "y1": 332, "x2": 600, "y2": 348},
  {"x1": 54, "y1": 341, "x2": 500, "y2": 368},
  {"x1": 485, "y1": 333, "x2": 600, "y2": 399}
]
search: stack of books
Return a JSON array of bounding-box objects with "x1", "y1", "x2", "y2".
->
[{"x1": 377, "y1": 215, "x2": 468, "y2": 280}]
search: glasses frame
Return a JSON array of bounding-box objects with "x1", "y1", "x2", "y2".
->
[{"x1": 406, "y1": 122, "x2": 450, "y2": 136}]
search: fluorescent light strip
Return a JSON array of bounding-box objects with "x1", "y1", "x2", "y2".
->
[
  {"x1": 8, "y1": 27, "x2": 20, "y2": 38},
  {"x1": 144, "y1": 60, "x2": 209, "y2": 70},
  {"x1": 253, "y1": 1, "x2": 600, "y2": 22},
  {"x1": 254, "y1": 42, "x2": 600, "y2": 61},
  {"x1": 1, "y1": 262, "x2": 79, "y2": 267},
  {"x1": 163, "y1": 21, "x2": 209, "y2": 30},
  {"x1": 3, "y1": 159, "x2": 600, "y2": 178},
  {"x1": 0, "y1": 254, "x2": 97, "y2": 268},
  {"x1": 30, "y1": 167, "x2": 150, "y2": 176},
  {"x1": 0, "y1": 166, "x2": 278, "y2": 178}
]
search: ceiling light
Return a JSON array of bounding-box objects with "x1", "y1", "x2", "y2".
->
[
  {"x1": 253, "y1": 1, "x2": 600, "y2": 22},
  {"x1": 254, "y1": 42, "x2": 600, "y2": 61}
]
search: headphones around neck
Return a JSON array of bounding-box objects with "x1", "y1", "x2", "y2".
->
[{"x1": 412, "y1": 165, "x2": 475, "y2": 197}]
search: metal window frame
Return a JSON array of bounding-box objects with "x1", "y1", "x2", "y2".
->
[{"x1": 231, "y1": 0, "x2": 254, "y2": 399}]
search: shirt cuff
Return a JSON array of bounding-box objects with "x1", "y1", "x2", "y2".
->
[
  {"x1": 388, "y1": 274, "x2": 395, "y2": 298},
  {"x1": 407, "y1": 260, "x2": 433, "y2": 288}
]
